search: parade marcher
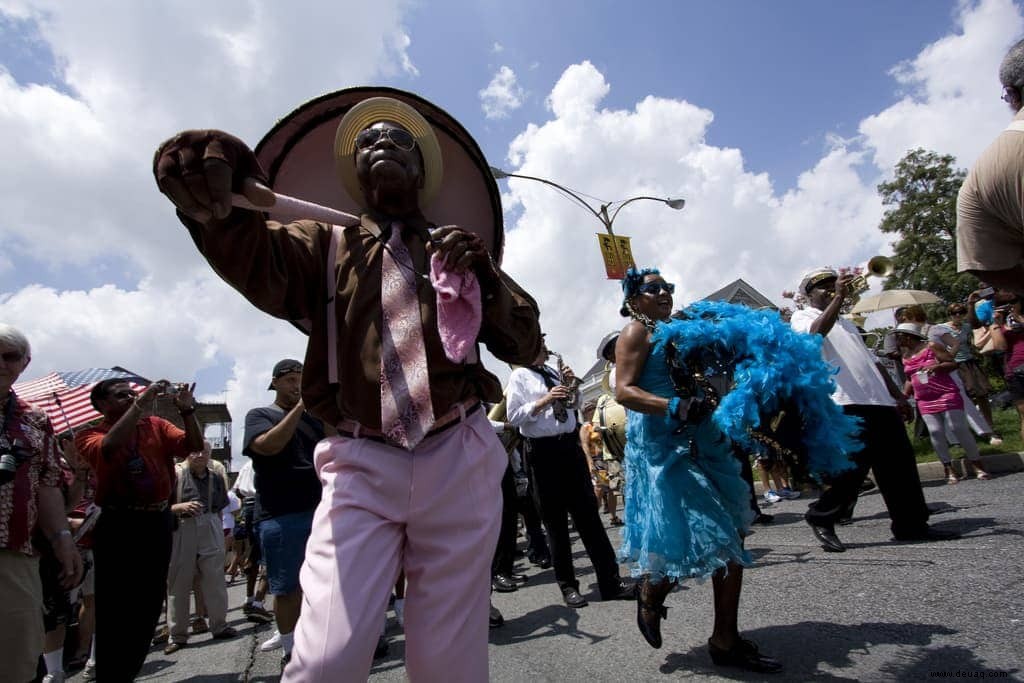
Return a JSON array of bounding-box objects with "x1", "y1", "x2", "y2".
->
[
  {"x1": 75, "y1": 377, "x2": 202, "y2": 681},
  {"x1": 506, "y1": 340, "x2": 635, "y2": 609},
  {"x1": 791, "y1": 268, "x2": 958, "y2": 553},
  {"x1": 243, "y1": 359, "x2": 324, "y2": 665},
  {"x1": 956, "y1": 38, "x2": 1024, "y2": 296},
  {"x1": 893, "y1": 323, "x2": 990, "y2": 483},
  {"x1": 946, "y1": 302, "x2": 1000, "y2": 443},
  {"x1": 154, "y1": 87, "x2": 542, "y2": 681},
  {"x1": 614, "y1": 269, "x2": 855, "y2": 671},
  {"x1": 164, "y1": 441, "x2": 238, "y2": 654},
  {"x1": 0, "y1": 325, "x2": 83, "y2": 683}
]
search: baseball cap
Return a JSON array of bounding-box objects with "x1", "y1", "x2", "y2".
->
[{"x1": 268, "y1": 359, "x2": 303, "y2": 390}]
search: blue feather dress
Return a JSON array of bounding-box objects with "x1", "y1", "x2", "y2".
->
[{"x1": 618, "y1": 302, "x2": 860, "y2": 582}]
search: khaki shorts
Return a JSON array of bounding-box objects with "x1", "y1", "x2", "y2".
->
[{"x1": 0, "y1": 550, "x2": 43, "y2": 683}]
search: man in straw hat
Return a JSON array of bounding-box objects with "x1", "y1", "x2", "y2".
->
[
  {"x1": 153, "y1": 89, "x2": 542, "y2": 681},
  {"x1": 790, "y1": 267, "x2": 957, "y2": 553}
]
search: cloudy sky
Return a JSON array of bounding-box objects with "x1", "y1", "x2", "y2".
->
[{"x1": 2, "y1": 0, "x2": 1021, "y2": 462}]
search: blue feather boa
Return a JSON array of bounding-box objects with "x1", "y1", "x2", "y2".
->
[{"x1": 653, "y1": 300, "x2": 859, "y2": 477}]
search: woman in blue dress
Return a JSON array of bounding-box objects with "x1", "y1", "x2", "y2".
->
[{"x1": 614, "y1": 267, "x2": 858, "y2": 673}]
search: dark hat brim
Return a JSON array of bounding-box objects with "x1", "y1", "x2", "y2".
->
[{"x1": 253, "y1": 86, "x2": 505, "y2": 262}]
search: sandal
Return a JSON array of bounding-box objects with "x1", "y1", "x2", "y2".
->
[{"x1": 708, "y1": 637, "x2": 783, "y2": 673}]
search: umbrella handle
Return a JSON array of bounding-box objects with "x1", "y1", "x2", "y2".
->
[{"x1": 231, "y1": 191, "x2": 361, "y2": 227}]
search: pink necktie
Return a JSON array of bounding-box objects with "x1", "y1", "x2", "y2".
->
[{"x1": 380, "y1": 222, "x2": 435, "y2": 449}]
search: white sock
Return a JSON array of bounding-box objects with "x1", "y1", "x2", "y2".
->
[
  {"x1": 44, "y1": 648, "x2": 64, "y2": 674},
  {"x1": 279, "y1": 630, "x2": 294, "y2": 655},
  {"x1": 87, "y1": 637, "x2": 96, "y2": 665}
]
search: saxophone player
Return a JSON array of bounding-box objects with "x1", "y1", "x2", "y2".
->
[{"x1": 505, "y1": 339, "x2": 636, "y2": 609}]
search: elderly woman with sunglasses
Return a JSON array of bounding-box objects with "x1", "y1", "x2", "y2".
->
[{"x1": 613, "y1": 267, "x2": 858, "y2": 673}]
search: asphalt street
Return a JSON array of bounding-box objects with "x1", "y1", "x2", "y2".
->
[{"x1": 66, "y1": 469, "x2": 1024, "y2": 682}]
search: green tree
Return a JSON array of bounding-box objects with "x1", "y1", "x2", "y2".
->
[{"x1": 877, "y1": 148, "x2": 978, "y2": 309}]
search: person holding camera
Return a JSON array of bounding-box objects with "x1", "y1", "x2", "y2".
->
[
  {"x1": 988, "y1": 293, "x2": 1024, "y2": 444},
  {"x1": 0, "y1": 324, "x2": 83, "y2": 683},
  {"x1": 75, "y1": 377, "x2": 203, "y2": 681}
]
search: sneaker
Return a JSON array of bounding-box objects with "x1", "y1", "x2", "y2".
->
[
  {"x1": 260, "y1": 631, "x2": 283, "y2": 652},
  {"x1": 947, "y1": 473, "x2": 959, "y2": 485},
  {"x1": 244, "y1": 603, "x2": 274, "y2": 624},
  {"x1": 780, "y1": 487, "x2": 801, "y2": 500},
  {"x1": 763, "y1": 490, "x2": 782, "y2": 504},
  {"x1": 82, "y1": 662, "x2": 96, "y2": 681},
  {"x1": 989, "y1": 435, "x2": 1004, "y2": 446},
  {"x1": 42, "y1": 673, "x2": 65, "y2": 683}
]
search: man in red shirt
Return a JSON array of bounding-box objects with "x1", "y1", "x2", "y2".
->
[
  {"x1": 75, "y1": 377, "x2": 203, "y2": 681},
  {"x1": 0, "y1": 324, "x2": 83, "y2": 683}
]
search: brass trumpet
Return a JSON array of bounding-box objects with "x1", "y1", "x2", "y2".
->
[{"x1": 847, "y1": 256, "x2": 893, "y2": 296}]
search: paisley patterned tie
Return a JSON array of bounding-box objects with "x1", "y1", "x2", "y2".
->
[{"x1": 380, "y1": 222, "x2": 435, "y2": 449}]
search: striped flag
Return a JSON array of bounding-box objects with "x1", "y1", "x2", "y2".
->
[{"x1": 14, "y1": 368, "x2": 150, "y2": 434}]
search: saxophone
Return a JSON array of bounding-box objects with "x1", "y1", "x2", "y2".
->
[{"x1": 552, "y1": 352, "x2": 581, "y2": 422}]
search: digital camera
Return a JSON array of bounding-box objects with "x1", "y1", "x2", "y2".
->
[{"x1": 0, "y1": 438, "x2": 33, "y2": 485}]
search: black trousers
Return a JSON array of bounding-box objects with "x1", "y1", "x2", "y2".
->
[
  {"x1": 492, "y1": 464, "x2": 519, "y2": 576},
  {"x1": 93, "y1": 509, "x2": 173, "y2": 682},
  {"x1": 806, "y1": 405, "x2": 930, "y2": 537},
  {"x1": 527, "y1": 433, "x2": 621, "y2": 594},
  {"x1": 518, "y1": 481, "x2": 550, "y2": 560}
]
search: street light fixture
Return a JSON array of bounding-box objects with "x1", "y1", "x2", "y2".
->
[{"x1": 489, "y1": 166, "x2": 684, "y2": 237}]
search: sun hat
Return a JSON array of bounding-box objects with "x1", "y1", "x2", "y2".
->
[{"x1": 333, "y1": 96, "x2": 443, "y2": 209}]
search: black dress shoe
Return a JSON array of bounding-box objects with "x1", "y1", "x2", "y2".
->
[
  {"x1": 807, "y1": 521, "x2": 846, "y2": 552},
  {"x1": 562, "y1": 588, "x2": 588, "y2": 608},
  {"x1": 529, "y1": 553, "x2": 552, "y2": 569},
  {"x1": 708, "y1": 637, "x2": 783, "y2": 673},
  {"x1": 601, "y1": 579, "x2": 637, "y2": 601},
  {"x1": 489, "y1": 603, "x2": 504, "y2": 628},
  {"x1": 636, "y1": 593, "x2": 668, "y2": 649},
  {"x1": 492, "y1": 574, "x2": 518, "y2": 592},
  {"x1": 893, "y1": 526, "x2": 960, "y2": 542}
]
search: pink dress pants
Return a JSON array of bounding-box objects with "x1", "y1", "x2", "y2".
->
[{"x1": 284, "y1": 409, "x2": 505, "y2": 682}]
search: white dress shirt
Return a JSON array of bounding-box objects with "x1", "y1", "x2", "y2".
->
[
  {"x1": 790, "y1": 306, "x2": 896, "y2": 408},
  {"x1": 506, "y1": 365, "x2": 580, "y2": 438}
]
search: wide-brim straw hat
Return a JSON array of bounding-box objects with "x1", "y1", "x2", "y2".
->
[
  {"x1": 334, "y1": 96, "x2": 443, "y2": 210},
  {"x1": 252, "y1": 86, "x2": 505, "y2": 260}
]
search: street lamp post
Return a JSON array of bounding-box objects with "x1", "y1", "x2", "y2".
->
[{"x1": 489, "y1": 167, "x2": 684, "y2": 237}]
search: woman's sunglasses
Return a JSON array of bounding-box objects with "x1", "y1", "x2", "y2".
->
[
  {"x1": 638, "y1": 281, "x2": 675, "y2": 296},
  {"x1": 355, "y1": 127, "x2": 417, "y2": 152}
]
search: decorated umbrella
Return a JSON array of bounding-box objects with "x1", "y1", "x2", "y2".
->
[
  {"x1": 13, "y1": 368, "x2": 150, "y2": 433},
  {"x1": 850, "y1": 289, "x2": 941, "y2": 314}
]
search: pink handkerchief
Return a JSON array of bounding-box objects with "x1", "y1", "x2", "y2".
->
[{"x1": 430, "y1": 252, "x2": 482, "y2": 363}]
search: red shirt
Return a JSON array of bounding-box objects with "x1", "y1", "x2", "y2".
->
[
  {"x1": 75, "y1": 416, "x2": 188, "y2": 507},
  {"x1": 0, "y1": 392, "x2": 61, "y2": 556}
]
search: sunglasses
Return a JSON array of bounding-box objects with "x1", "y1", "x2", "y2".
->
[
  {"x1": 110, "y1": 390, "x2": 137, "y2": 400},
  {"x1": 638, "y1": 281, "x2": 675, "y2": 296},
  {"x1": 355, "y1": 127, "x2": 417, "y2": 152},
  {"x1": 0, "y1": 351, "x2": 24, "y2": 363}
]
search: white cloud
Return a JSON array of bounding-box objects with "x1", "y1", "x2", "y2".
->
[
  {"x1": 859, "y1": 0, "x2": 1023, "y2": 170},
  {"x1": 479, "y1": 65, "x2": 525, "y2": 119},
  {"x1": 492, "y1": 42, "x2": 504, "y2": 54},
  {"x1": 497, "y1": 0, "x2": 1022, "y2": 375}
]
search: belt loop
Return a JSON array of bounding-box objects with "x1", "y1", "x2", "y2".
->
[{"x1": 354, "y1": 424, "x2": 362, "y2": 439}]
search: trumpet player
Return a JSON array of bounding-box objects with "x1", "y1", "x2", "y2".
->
[
  {"x1": 790, "y1": 268, "x2": 957, "y2": 552},
  {"x1": 506, "y1": 338, "x2": 636, "y2": 609}
]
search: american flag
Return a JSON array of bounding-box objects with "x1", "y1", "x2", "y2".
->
[{"x1": 13, "y1": 367, "x2": 150, "y2": 434}]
